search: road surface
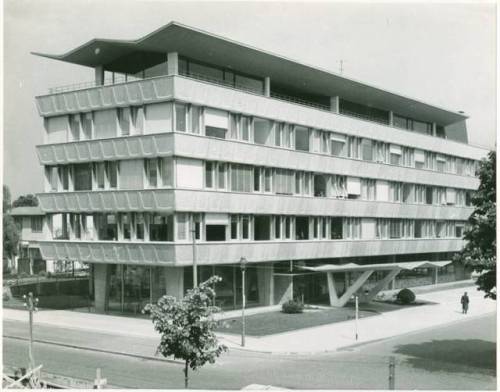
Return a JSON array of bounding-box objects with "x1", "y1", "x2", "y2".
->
[{"x1": 3, "y1": 313, "x2": 496, "y2": 389}]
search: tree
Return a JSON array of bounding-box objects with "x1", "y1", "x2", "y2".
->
[
  {"x1": 12, "y1": 194, "x2": 39, "y2": 208},
  {"x1": 3, "y1": 213, "x2": 20, "y2": 270},
  {"x1": 455, "y1": 151, "x2": 496, "y2": 299},
  {"x1": 3, "y1": 185, "x2": 12, "y2": 213},
  {"x1": 144, "y1": 276, "x2": 227, "y2": 388}
]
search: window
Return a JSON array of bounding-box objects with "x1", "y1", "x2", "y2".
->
[
  {"x1": 361, "y1": 179, "x2": 376, "y2": 201},
  {"x1": 231, "y1": 216, "x2": 238, "y2": 239},
  {"x1": 31, "y1": 217, "x2": 43, "y2": 232},
  {"x1": 217, "y1": 163, "x2": 226, "y2": 189},
  {"x1": 206, "y1": 126, "x2": 226, "y2": 139},
  {"x1": 254, "y1": 168, "x2": 261, "y2": 192},
  {"x1": 376, "y1": 219, "x2": 389, "y2": 239},
  {"x1": 331, "y1": 217, "x2": 343, "y2": 239},
  {"x1": 177, "y1": 213, "x2": 188, "y2": 240},
  {"x1": 229, "y1": 113, "x2": 239, "y2": 139},
  {"x1": 294, "y1": 126, "x2": 309, "y2": 151},
  {"x1": 145, "y1": 159, "x2": 159, "y2": 188},
  {"x1": 361, "y1": 139, "x2": 373, "y2": 161},
  {"x1": 175, "y1": 103, "x2": 187, "y2": 132},
  {"x1": 47, "y1": 166, "x2": 58, "y2": 191},
  {"x1": 131, "y1": 106, "x2": 145, "y2": 134},
  {"x1": 402, "y1": 183, "x2": 414, "y2": 203},
  {"x1": 95, "y1": 162, "x2": 105, "y2": 189},
  {"x1": 313, "y1": 174, "x2": 327, "y2": 197},
  {"x1": 436, "y1": 156, "x2": 446, "y2": 172},
  {"x1": 206, "y1": 225, "x2": 226, "y2": 241},
  {"x1": 274, "y1": 216, "x2": 281, "y2": 239},
  {"x1": 284, "y1": 216, "x2": 292, "y2": 239},
  {"x1": 402, "y1": 147, "x2": 414, "y2": 167},
  {"x1": 118, "y1": 108, "x2": 130, "y2": 136},
  {"x1": 106, "y1": 161, "x2": 118, "y2": 189},
  {"x1": 254, "y1": 216, "x2": 271, "y2": 240},
  {"x1": 455, "y1": 225, "x2": 464, "y2": 238},
  {"x1": 254, "y1": 118, "x2": 273, "y2": 145},
  {"x1": 73, "y1": 164, "x2": 92, "y2": 191},
  {"x1": 241, "y1": 215, "x2": 250, "y2": 239},
  {"x1": 96, "y1": 214, "x2": 118, "y2": 241},
  {"x1": 81, "y1": 113, "x2": 92, "y2": 139},
  {"x1": 264, "y1": 168, "x2": 272, "y2": 192},
  {"x1": 161, "y1": 157, "x2": 173, "y2": 187},
  {"x1": 136, "y1": 214, "x2": 145, "y2": 240},
  {"x1": 240, "y1": 116, "x2": 250, "y2": 141},
  {"x1": 274, "y1": 169, "x2": 294, "y2": 195},
  {"x1": 347, "y1": 136, "x2": 361, "y2": 159},
  {"x1": 331, "y1": 175, "x2": 347, "y2": 198},
  {"x1": 69, "y1": 114, "x2": 80, "y2": 141},
  {"x1": 190, "y1": 106, "x2": 200, "y2": 134},
  {"x1": 425, "y1": 186, "x2": 433, "y2": 205},
  {"x1": 295, "y1": 217, "x2": 309, "y2": 240},
  {"x1": 344, "y1": 217, "x2": 361, "y2": 239},
  {"x1": 436, "y1": 125, "x2": 445, "y2": 138},
  {"x1": 205, "y1": 162, "x2": 214, "y2": 188},
  {"x1": 389, "y1": 220, "x2": 402, "y2": 238},
  {"x1": 150, "y1": 214, "x2": 172, "y2": 241},
  {"x1": 58, "y1": 166, "x2": 69, "y2": 191},
  {"x1": 389, "y1": 182, "x2": 402, "y2": 202},
  {"x1": 230, "y1": 164, "x2": 253, "y2": 192}
]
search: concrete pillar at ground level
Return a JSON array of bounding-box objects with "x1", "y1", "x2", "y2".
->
[
  {"x1": 388, "y1": 111, "x2": 394, "y2": 126},
  {"x1": 257, "y1": 263, "x2": 273, "y2": 306},
  {"x1": 433, "y1": 267, "x2": 439, "y2": 284},
  {"x1": 274, "y1": 275, "x2": 293, "y2": 304},
  {"x1": 167, "y1": 52, "x2": 179, "y2": 76},
  {"x1": 330, "y1": 96, "x2": 340, "y2": 113},
  {"x1": 94, "y1": 264, "x2": 110, "y2": 313},
  {"x1": 264, "y1": 77, "x2": 271, "y2": 97},
  {"x1": 165, "y1": 266, "x2": 184, "y2": 299},
  {"x1": 95, "y1": 65, "x2": 105, "y2": 86}
]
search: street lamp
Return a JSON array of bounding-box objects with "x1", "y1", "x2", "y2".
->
[
  {"x1": 23, "y1": 292, "x2": 39, "y2": 370},
  {"x1": 191, "y1": 221, "x2": 198, "y2": 288},
  {"x1": 240, "y1": 257, "x2": 247, "y2": 347}
]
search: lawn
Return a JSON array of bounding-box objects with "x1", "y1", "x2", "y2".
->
[{"x1": 216, "y1": 306, "x2": 377, "y2": 336}]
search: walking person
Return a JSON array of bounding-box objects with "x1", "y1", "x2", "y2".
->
[{"x1": 460, "y1": 292, "x2": 469, "y2": 314}]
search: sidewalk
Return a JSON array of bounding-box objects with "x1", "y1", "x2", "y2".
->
[{"x1": 3, "y1": 285, "x2": 496, "y2": 354}]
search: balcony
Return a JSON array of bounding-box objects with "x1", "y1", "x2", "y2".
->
[
  {"x1": 36, "y1": 75, "x2": 488, "y2": 162},
  {"x1": 38, "y1": 238, "x2": 466, "y2": 266},
  {"x1": 37, "y1": 133, "x2": 174, "y2": 165}
]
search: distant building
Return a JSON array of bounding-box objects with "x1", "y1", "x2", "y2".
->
[{"x1": 32, "y1": 22, "x2": 487, "y2": 313}]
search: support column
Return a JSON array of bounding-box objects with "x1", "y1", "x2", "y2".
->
[
  {"x1": 167, "y1": 52, "x2": 179, "y2": 76},
  {"x1": 257, "y1": 263, "x2": 273, "y2": 306},
  {"x1": 94, "y1": 65, "x2": 105, "y2": 86},
  {"x1": 327, "y1": 270, "x2": 374, "y2": 307},
  {"x1": 164, "y1": 266, "x2": 184, "y2": 299},
  {"x1": 264, "y1": 77, "x2": 271, "y2": 97},
  {"x1": 94, "y1": 264, "x2": 110, "y2": 313},
  {"x1": 433, "y1": 267, "x2": 439, "y2": 285},
  {"x1": 330, "y1": 96, "x2": 340, "y2": 113},
  {"x1": 432, "y1": 122, "x2": 437, "y2": 137},
  {"x1": 360, "y1": 269, "x2": 400, "y2": 303},
  {"x1": 389, "y1": 111, "x2": 394, "y2": 126}
]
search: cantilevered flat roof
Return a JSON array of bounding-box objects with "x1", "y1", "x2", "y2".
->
[
  {"x1": 300, "y1": 260, "x2": 452, "y2": 273},
  {"x1": 32, "y1": 21, "x2": 467, "y2": 126},
  {"x1": 10, "y1": 206, "x2": 45, "y2": 216}
]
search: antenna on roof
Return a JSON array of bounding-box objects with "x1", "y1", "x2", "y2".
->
[{"x1": 339, "y1": 59, "x2": 345, "y2": 75}]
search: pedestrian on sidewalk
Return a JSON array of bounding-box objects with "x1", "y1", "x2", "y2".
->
[{"x1": 460, "y1": 292, "x2": 469, "y2": 314}]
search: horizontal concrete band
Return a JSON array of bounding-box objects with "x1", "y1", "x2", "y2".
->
[
  {"x1": 36, "y1": 75, "x2": 489, "y2": 161},
  {"x1": 37, "y1": 132, "x2": 480, "y2": 190},
  {"x1": 37, "y1": 189, "x2": 473, "y2": 220},
  {"x1": 38, "y1": 238, "x2": 465, "y2": 265}
]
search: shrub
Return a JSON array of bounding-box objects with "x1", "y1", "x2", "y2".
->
[
  {"x1": 397, "y1": 288, "x2": 416, "y2": 304},
  {"x1": 282, "y1": 299, "x2": 304, "y2": 314}
]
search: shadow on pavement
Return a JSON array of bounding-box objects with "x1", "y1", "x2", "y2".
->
[{"x1": 394, "y1": 339, "x2": 496, "y2": 375}]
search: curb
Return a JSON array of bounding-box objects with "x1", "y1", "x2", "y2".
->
[{"x1": 3, "y1": 334, "x2": 184, "y2": 365}]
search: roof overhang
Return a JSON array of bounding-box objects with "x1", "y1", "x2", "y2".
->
[
  {"x1": 300, "y1": 260, "x2": 452, "y2": 273},
  {"x1": 32, "y1": 22, "x2": 468, "y2": 126}
]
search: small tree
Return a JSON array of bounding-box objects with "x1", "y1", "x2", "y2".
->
[
  {"x1": 3, "y1": 185, "x2": 12, "y2": 213},
  {"x1": 455, "y1": 151, "x2": 496, "y2": 299},
  {"x1": 12, "y1": 194, "x2": 39, "y2": 208},
  {"x1": 144, "y1": 276, "x2": 227, "y2": 388}
]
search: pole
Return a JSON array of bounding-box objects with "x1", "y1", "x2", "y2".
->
[
  {"x1": 388, "y1": 356, "x2": 396, "y2": 390},
  {"x1": 191, "y1": 223, "x2": 198, "y2": 288},
  {"x1": 240, "y1": 257, "x2": 247, "y2": 347},
  {"x1": 24, "y1": 292, "x2": 38, "y2": 371},
  {"x1": 355, "y1": 295, "x2": 359, "y2": 341}
]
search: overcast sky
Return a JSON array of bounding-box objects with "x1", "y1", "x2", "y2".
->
[{"x1": 3, "y1": 0, "x2": 496, "y2": 199}]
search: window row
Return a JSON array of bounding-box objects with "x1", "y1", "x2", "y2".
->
[
  {"x1": 49, "y1": 212, "x2": 467, "y2": 243},
  {"x1": 44, "y1": 101, "x2": 479, "y2": 177}
]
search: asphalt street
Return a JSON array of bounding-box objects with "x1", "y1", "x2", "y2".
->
[{"x1": 3, "y1": 313, "x2": 496, "y2": 390}]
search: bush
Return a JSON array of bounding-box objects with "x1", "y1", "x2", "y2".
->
[
  {"x1": 282, "y1": 299, "x2": 304, "y2": 314},
  {"x1": 397, "y1": 288, "x2": 416, "y2": 304}
]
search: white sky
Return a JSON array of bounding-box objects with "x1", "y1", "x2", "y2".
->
[{"x1": 3, "y1": 0, "x2": 497, "y2": 198}]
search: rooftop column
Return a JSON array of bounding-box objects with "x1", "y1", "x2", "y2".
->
[
  {"x1": 167, "y1": 52, "x2": 179, "y2": 76},
  {"x1": 330, "y1": 96, "x2": 340, "y2": 113},
  {"x1": 264, "y1": 76, "x2": 271, "y2": 97},
  {"x1": 94, "y1": 65, "x2": 105, "y2": 86}
]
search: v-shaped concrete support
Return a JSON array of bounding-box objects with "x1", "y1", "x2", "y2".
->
[
  {"x1": 360, "y1": 268, "x2": 401, "y2": 303},
  {"x1": 327, "y1": 270, "x2": 374, "y2": 307}
]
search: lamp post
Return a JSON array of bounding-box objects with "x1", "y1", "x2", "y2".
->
[
  {"x1": 23, "y1": 292, "x2": 38, "y2": 370},
  {"x1": 354, "y1": 295, "x2": 359, "y2": 341},
  {"x1": 240, "y1": 257, "x2": 247, "y2": 347},
  {"x1": 191, "y1": 221, "x2": 198, "y2": 288}
]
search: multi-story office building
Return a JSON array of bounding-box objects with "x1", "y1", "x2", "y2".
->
[{"x1": 33, "y1": 22, "x2": 488, "y2": 313}]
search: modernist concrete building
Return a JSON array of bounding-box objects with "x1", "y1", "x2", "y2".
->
[{"x1": 33, "y1": 22, "x2": 488, "y2": 313}]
